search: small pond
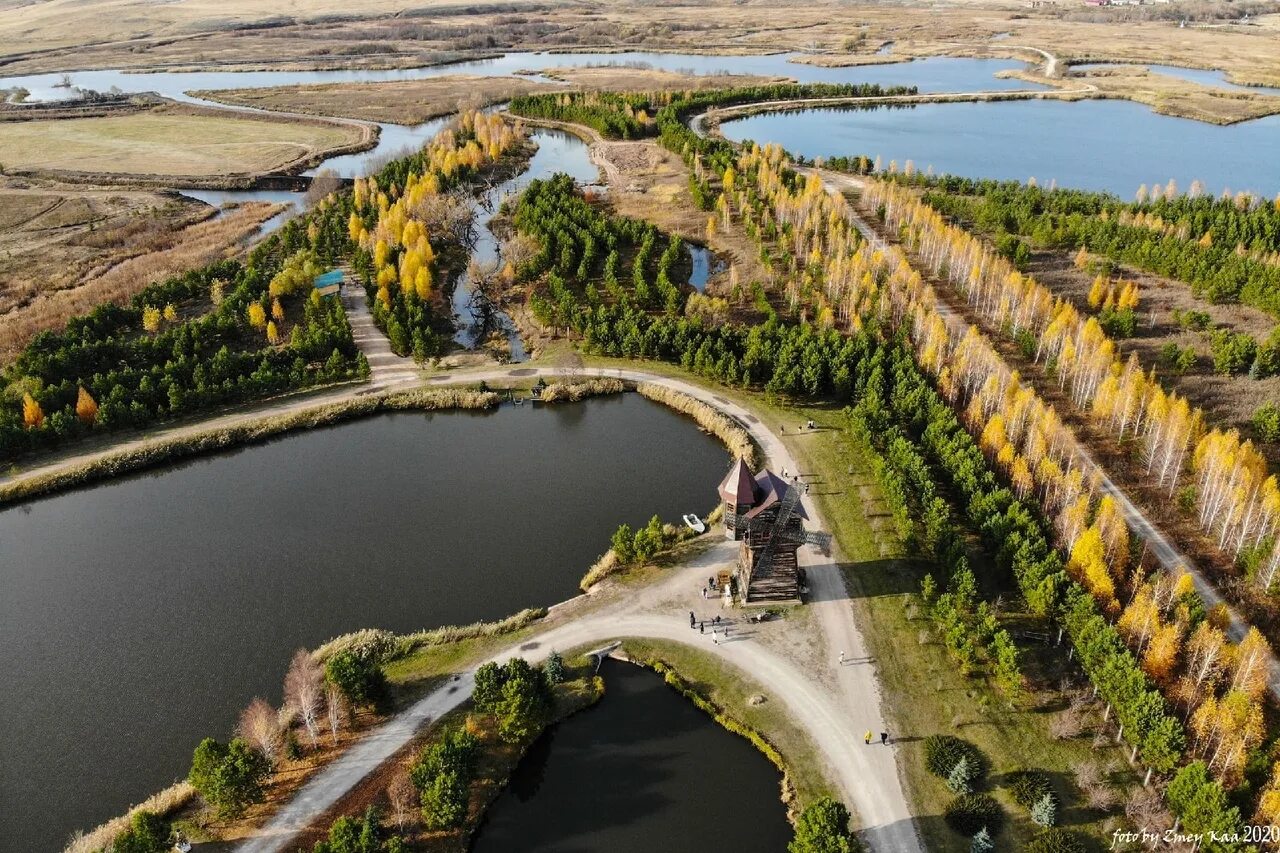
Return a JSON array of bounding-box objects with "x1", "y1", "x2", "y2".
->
[
  {"x1": 0, "y1": 394, "x2": 730, "y2": 851},
  {"x1": 470, "y1": 658, "x2": 792, "y2": 853}
]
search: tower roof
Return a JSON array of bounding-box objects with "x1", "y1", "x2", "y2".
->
[
  {"x1": 744, "y1": 468, "x2": 809, "y2": 521},
  {"x1": 718, "y1": 458, "x2": 757, "y2": 505}
]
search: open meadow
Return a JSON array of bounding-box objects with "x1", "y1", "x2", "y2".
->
[{"x1": 0, "y1": 104, "x2": 366, "y2": 180}]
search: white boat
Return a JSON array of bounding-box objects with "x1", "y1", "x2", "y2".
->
[{"x1": 682, "y1": 513, "x2": 706, "y2": 534}]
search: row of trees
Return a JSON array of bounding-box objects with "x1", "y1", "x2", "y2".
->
[
  {"x1": 512, "y1": 165, "x2": 1195, "y2": 785},
  {"x1": 513, "y1": 174, "x2": 691, "y2": 326},
  {"x1": 186, "y1": 644, "x2": 387, "y2": 820},
  {"x1": 903, "y1": 173, "x2": 1280, "y2": 320},
  {"x1": 860, "y1": 175, "x2": 1280, "y2": 593}
]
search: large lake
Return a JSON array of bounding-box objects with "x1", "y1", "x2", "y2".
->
[
  {"x1": 471, "y1": 658, "x2": 792, "y2": 853},
  {"x1": 0, "y1": 395, "x2": 729, "y2": 851},
  {"x1": 720, "y1": 99, "x2": 1280, "y2": 197}
]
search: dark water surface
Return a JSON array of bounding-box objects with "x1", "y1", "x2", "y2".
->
[
  {"x1": 0, "y1": 395, "x2": 728, "y2": 851},
  {"x1": 471, "y1": 659, "x2": 791, "y2": 853}
]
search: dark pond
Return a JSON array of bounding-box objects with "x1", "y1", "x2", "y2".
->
[
  {"x1": 470, "y1": 658, "x2": 792, "y2": 853},
  {"x1": 0, "y1": 395, "x2": 729, "y2": 851},
  {"x1": 721, "y1": 99, "x2": 1280, "y2": 197}
]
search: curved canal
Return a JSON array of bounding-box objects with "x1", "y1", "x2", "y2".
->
[{"x1": 0, "y1": 395, "x2": 730, "y2": 851}]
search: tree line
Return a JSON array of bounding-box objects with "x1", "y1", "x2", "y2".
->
[{"x1": 883, "y1": 171, "x2": 1280, "y2": 323}]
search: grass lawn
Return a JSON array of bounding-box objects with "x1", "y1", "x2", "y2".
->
[{"x1": 0, "y1": 107, "x2": 363, "y2": 176}]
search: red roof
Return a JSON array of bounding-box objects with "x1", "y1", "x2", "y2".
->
[
  {"x1": 743, "y1": 468, "x2": 809, "y2": 521},
  {"x1": 718, "y1": 458, "x2": 758, "y2": 505}
]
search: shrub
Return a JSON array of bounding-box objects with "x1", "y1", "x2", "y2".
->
[
  {"x1": 924, "y1": 735, "x2": 985, "y2": 781},
  {"x1": 544, "y1": 649, "x2": 565, "y2": 684},
  {"x1": 1098, "y1": 307, "x2": 1137, "y2": 338},
  {"x1": 188, "y1": 737, "x2": 270, "y2": 819},
  {"x1": 110, "y1": 811, "x2": 170, "y2": 853},
  {"x1": 947, "y1": 756, "x2": 976, "y2": 794},
  {"x1": 314, "y1": 805, "x2": 406, "y2": 853},
  {"x1": 970, "y1": 826, "x2": 993, "y2": 853},
  {"x1": 1210, "y1": 329, "x2": 1258, "y2": 375},
  {"x1": 1253, "y1": 403, "x2": 1280, "y2": 443},
  {"x1": 1007, "y1": 769, "x2": 1053, "y2": 809},
  {"x1": 788, "y1": 797, "x2": 856, "y2": 853},
  {"x1": 944, "y1": 793, "x2": 1003, "y2": 837},
  {"x1": 1025, "y1": 828, "x2": 1087, "y2": 853},
  {"x1": 1031, "y1": 792, "x2": 1057, "y2": 827},
  {"x1": 325, "y1": 649, "x2": 388, "y2": 709}
]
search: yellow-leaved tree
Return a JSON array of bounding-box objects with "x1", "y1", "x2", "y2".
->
[
  {"x1": 75, "y1": 386, "x2": 98, "y2": 425},
  {"x1": 247, "y1": 302, "x2": 267, "y2": 329},
  {"x1": 22, "y1": 393, "x2": 44, "y2": 429}
]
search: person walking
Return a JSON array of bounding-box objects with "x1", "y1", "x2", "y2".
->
[
  {"x1": 881, "y1": 732, "x2": 889, "y2": 745},
  {"x1": 724, "y1": 625, "x2": 730, "y2": 639},
  {"x1": 689, "y1": 610, "x2": 695, "y2": 628},
  {"x1": 701, "y1": 587, "x2": 707, "y2": 599},
  {"x1": 839, "y1": 651, "x2": 846, "y2": 665},
  {"x1": 699, "y1": 621, "x2": 705, "y2": 634},
  {"x1": 864, "y1": 730, "x2": 873, "y2": 745},
  {"x1": 712, "y1": 629, "x2": 719, "y2": 645}
]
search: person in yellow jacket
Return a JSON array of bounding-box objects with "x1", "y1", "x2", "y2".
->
[{"x1": 864, "y1": 730, "x2": 872, "y2": 745}]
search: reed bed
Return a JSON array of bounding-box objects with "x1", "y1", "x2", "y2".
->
[
  {"x1": 0, "y1": 388, "x2": 500, "y2": 507},
  {"x1": 312, "y1": 607, "x2": 548, "y2": 664},
  {"x1": 635, "y1": 382, "x2": 757, "y2": 466},
  {"x1": 63, "y1": 782, "x2": 196, "y2": 853},
  {"x1": 537, "y1": 377, "x2": 625, "y2": 403}
]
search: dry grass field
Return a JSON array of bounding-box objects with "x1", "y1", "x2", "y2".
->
[
  {"x1": 0, "y1": 104, "x2": 366, "y2": 179},
  {"x1": 193, "y1": 68, "x2": 784, "y2": 125},
  {"x1": 193, "y1": 75, "x2": 559, "y2": 125},
  {"x1": 0, "y1": 184, "x2": 282, "y2": 360},
  {"x1": 1007, "y1": 64, "x2": 1280, "y2": 124}
]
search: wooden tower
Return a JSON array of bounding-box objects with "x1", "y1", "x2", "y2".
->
[{"x1": 717, "y1": 460, "x2": 830, "y2": 604}]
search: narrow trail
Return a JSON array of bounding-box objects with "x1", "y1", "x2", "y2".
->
[
  {"x1": 807, "y1": 166, "x2": 1280, "y2": 702},
  {"x1": 340, "y1": 278, "x2": 422, "y2": 389}
]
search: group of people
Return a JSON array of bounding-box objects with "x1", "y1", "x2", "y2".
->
[
  {"x1": 864, "y1": 730, "x2": 890, "y2": 746},
  {"x1": 688, "y1": 611, "x2": 731, "y2": 643}
]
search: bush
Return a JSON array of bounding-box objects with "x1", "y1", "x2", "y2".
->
[
  {"x1": 1098, "y1": 307, "x2": 1137, "y2": 338},
  {"x1": 924, "y1": 735, "x2": 985, "y2": 781},
  {"x1": 1025, "y1": 828, "x2": 1087, "y2": 853},
  {"x1": 944, "y1": 793, "x2": 1004, "y2": 837},
  {"x1": 314, "y1": 805, "x2": 406, "y2": 853},
  {"x1": 544, "y1": 649, "x2": 565, "y2": 684},
  {"x1": 788, "y1": 797, "x2": 856, "y2": 853},
  {"x1": 325, "y1": 649, "x2": 388, "y2": 709},
  {"x1": 1253, "y1": 403, "x2": 1280, "y2": 443},
  {"x1": 1210, "y1": 329, "x2": 1258, "y2": 375},
  {"x1": 1007, "y1": 769, "x2": 1053, "y2": 809},
  {"x1": 188, "y1": 737, "x2": 270, "y2": 819},
  {"x1": 947, "y1": 756, "x2": 977, "y2": 794},
  {"x1": 110, "y1": 811, "x2": 171, "y2": 853},
  {"x1": 1031, "y1": 792, "x2": 1057, "y2": 827}
]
